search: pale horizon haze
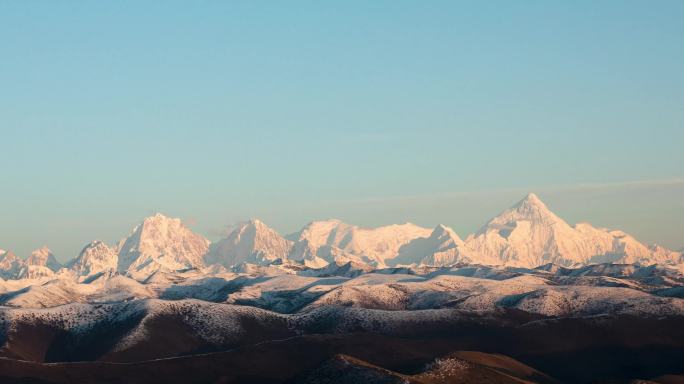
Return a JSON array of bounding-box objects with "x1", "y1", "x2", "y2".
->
[{"x1": 1, "y1": 1, "x2": 683, "y2": 261}]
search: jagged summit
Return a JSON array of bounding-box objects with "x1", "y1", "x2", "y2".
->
[
  {"x1": 513, "y1": 192, "x2": 553, "y2": 214},
  {"x1": 148, "y1": 212, "x2": 172, "y2": 220},
  {"x1": 476, "y1": 193, "x2": 553, "y2": 237},
  {"x1": 0, "y1": 250, "x2": 23, "y2": 279},
  {"x1": 26, "y1": 247, "x2": 62, "y2": 271},
  {"x1": 14, "y1": 247, "x2": 62, "y2": 280},
  {"x1": 69, "y1": 240, "x2": 118, "y2": 278},
  {"x1": 499, "y1": 192, "x2": 560, "y2": 223},
  {"x1": 432, "y1": 224, "x2": 460, "y2": 239},
  {"x1": 117, "y1": 213, "x2": 209, "y2": 275},
  {"x1": 206, "y1": 219, "x2": 292, "y2": 267},
  {"x1": 391, "y1": 224, "x2": 470, "y2": 267},
  {"x1": 244, "y1": 218, "x2": 273, "y2": 230},
  {"x1": 465, "y1": 193, "x2": 683, "y2": 268},
  {"x1": 519, "y1": 192, "x2": 543, "y2": 205},
  {"x1": 84, "y1": 240, "x2": 106, "y2": 248}
]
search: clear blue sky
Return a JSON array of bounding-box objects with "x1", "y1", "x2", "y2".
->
[{"x1": 1, "y1": 1, "x2": 683, "y2": 261}]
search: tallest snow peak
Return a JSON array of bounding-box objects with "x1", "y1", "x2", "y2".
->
[
  {"x1": 525, "y1": 192, "x2": 540, "y2": 202},
  {"x1": 514, "y1": 192, "x2": 547, "y2": 209},
  {"x1": 507, "y1": 192, "x2": 559, "y2": 221}
]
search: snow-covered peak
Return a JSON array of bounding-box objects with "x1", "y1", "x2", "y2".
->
[
  {"x1": 518, "y1": 192, "x2": 544, "y2": 207},
  {"x1": 231, "y1": 218, "x2": 283, "y2": 238},
  {"x1": 134, "y1": 213, "x2": 191, "y2": 235},
  {"x1": 512, "y1": 192, "x2": 554, "y2": 216},
  {"x1": 292, "y1": 220, "x2": 432, "y2": 267},
  {"x1": 464, "y1": 193, "x2": 682, "y2": 268},
  {"x1": 246, "y1": 218, "x2": 267, "y2": 227},
  {"x1": 205, "y1": 219, "x2": 293, "y2": 267},
  {"x1": 468, "y1": 193, "x2": 603, "y2": 266},
  {"x1": 117, "y1": 213, "x2": 209, "y2": 275},
  {"x1": 390, "y1": 224, "x2": 472, "y2": 267},
  {"x1": 147, "y1": 212, "x2": 174, "y2": 221},
  {"x1": 0, "y1": 250, "x2": 24, "y2": 279},
  {"x1": 430, "y1": 224, "x2": 464, "y2": 244},
  {"x1": 69, "y1": 240, "x2": 118, "y2": 277},
  {"x1": 483, "y1": 192, "x2": 564, "y2": 231},
  {"x1": 26, "y1": 247, "x2": 61, "y2": 271},
  {"x1": 290, "y1": 219, "x2": 352, "y2": 248}
]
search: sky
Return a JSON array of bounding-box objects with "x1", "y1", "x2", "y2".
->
[{"x1": 1, "y1": 1, "x2": 682, "y2": 261}]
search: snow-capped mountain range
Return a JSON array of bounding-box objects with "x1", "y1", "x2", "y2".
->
[
  {"x1": 0, "y1": 195, "x2": 681, "y2": 380},
  {"x1": 117, "y1": 213, "x2": 210, "y2": 279},
  {"x1": 0, "y1": 193, "x2": 681, "y2": 281}
]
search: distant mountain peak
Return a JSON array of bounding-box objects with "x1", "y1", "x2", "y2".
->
[
  {"x1": 206, "y1": 219, "x2": 292, "y2": 267},
  {"x1": 32, "y1": 245, "x2": 51, "y2": 254},
  {"x1": 243, "y1": 218, "x2": 270, "y2": 229},
  {"x1": 70, "y1": 240, "x2": 118, "y2": 277},
  {"x1": 292, "y1": 220, "x2": 432, "y2": 267},
  {"x1": 0, "y1": 250, "x2": 18, "y2": 261},
  {"x1": 511, "y1": 192, "x2": 551, "y2": 213},
  {"x1": 464, "y1": 193, "x2": 684, "y2": 268},
  {"x1": 431, "y1": 224, "x2": 460, "y2": 240},
  {"x1": 117, "y1": 213, "x2": 209, "y2": 274},
  {"x1": 26, "y1": 247, "x2": 61, "y2": 271},
  {"x1": 523, "y1": 192, "x2": 541, "y2": 202},
  {"x1": 81, "y1": 240, "x2": 105, "y2": 250},
  {"x1": 389, "y1": 224, "x2": 469, "y2": 267},
  {"x1": 0, "y1": 250, "x2": 23, "y2": 279},
  {"x1": 480, "y1": 192, "x2": 563, "y2": 231},
  {"x1": 238, "y1": 219, "x2": 277, "y2": 234},
  {"x1": 142, "y1": 212, "x2": 181, "y2": 226}
]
